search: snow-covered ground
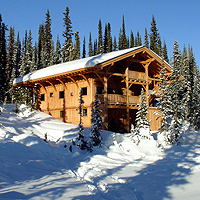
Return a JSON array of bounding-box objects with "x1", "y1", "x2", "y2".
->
[{"x1": 0, "y1": 104, "x2": 200, "y2": 200}]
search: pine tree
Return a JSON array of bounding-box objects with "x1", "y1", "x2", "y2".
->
[
  {"x1": 144, "y1": 28, "x2": 149, "y2": 48},
  {"x1": 90, "y1": 92, "x2": 102, "y2": 147},
  {"x1": 55, "y1": 35, "x2": 62, "y2": 64},
  {"x1": 113, "y1": 36, "x2": 117, "y2": 51},
  {"x1": 62, "y1": 6, "x2": 73, "y2": 62},
  {"x1": 149, "y1": 15, "x2": 160, "y2": 55},
  {"x1": 74, "y1": 31, "x2": 80, "y2": 60},
  {"x1": 37, "y1": 24, "x2": 45, "y2": 69},
  {"x1": 88, "y1": 32, "x2": 93, "y2": 57},
  {"x1": 135, "y1": 88, "x2": 150, "y2": 138},
  {"x1": 44, "y1": 9, "x2": 52, "y2": 67},
  {"x1": 103, "y1": 23, "x2": 108, "y2": 53},
  {"x1": 93, "y1": 39, "x2": 97, "y2": 55},
  {"x1": 7, "y1": 27, "x2": 15, "y2": 100},
  {"x1": 14, "y1": 32, "x2": 21, "y2": 78},
  {"x1": 156, "y1": 62, "x2": 172, "y2": 138},
  {"x1": 135, "y1": 30, "x2": 142, "y2": 46},
  {"x1": 50, "y1": 40, "x2": 54, "y2": 65},
  {"x1": 130, "y1": 30, "x2": 134, "y2": 48},
  {"x1": 82, "y1": 36, "x2": 86, "y2": 58},
  {"x1": 167, "y1": 41, "x2": 183, "y2": 144},
  {"x1": 188, "y1": 46, "x2": 200, "y2": 129},
  {"x1": 0, "y1": 14, "x2": 7, "y2": 102},
  {"x1": 107, "y1": 22, "x2": 112, "y2": 52},
  {"x1": 162, "y1": 40, "x2": 169, "y2": 62},
  {"x1": 157, "y1": 36, "x2": 162, "y2": 57},
  {"x1": 76, "y1": 89, "x2": 88, "y2": 150},
  {"x1": 97, "y1": 19, "x2": 103, "y2": 54},
  {"x1": 118, "y1": 15, "x2": 128, "y2": 50},
  {"x1": 25, "y1": 30, "x2": 34, "y2": 73},
  {"x1": 12, "y1": 32, "x2": 21, "y2": 102}
]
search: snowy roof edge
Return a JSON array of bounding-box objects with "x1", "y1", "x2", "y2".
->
[{"x1": 14, "y1": 45, "x2": 172, "y2": 85}]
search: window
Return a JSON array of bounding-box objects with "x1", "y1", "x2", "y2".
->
[
  {"x1": 59, "y1": 91, "x2": 64, "y2": 99},
  {"x1": 81, "y1": 87, "x2": 87, "y2": 95},
  {"x1": 50, "y1": 92, "x2": 53, "y2": 97},
  {"x1": 70, "y1": 92, "x2": 73, "y2": 96},
  {"x1": 40, "y1": 94, "x2": 45, "y2": 101},
  {"x1": 60, "y1": 111, "x2": 64, "y2": 118},
  {"x1": 83, "y1": 109, "x2": 87, "y2": 116},
  {"x1": 97, "y1": 87, "x2": 104, "y2": 94}
]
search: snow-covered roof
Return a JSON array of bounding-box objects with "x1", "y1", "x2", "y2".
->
[{"x1": 13, "y1": 46, "x2": 143, "y2": 85}]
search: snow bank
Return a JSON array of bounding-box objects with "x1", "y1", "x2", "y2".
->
[{"x1": 0, "y1": 104, "x2": 200, "y2": 200}]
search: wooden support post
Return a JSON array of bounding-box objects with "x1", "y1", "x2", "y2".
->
[
  {"x1": 125, "y1": 67, "x2": 130, "y2": 132},
  {"x1": 104, "y1": 75, "x2": 108, "y2": 129}
]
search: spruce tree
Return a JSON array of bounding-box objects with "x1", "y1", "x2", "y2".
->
[
  {"x1": 103, "y1": 23, "x2": 108, "y2": 53},
  {"x1": 82, "y1": 36, "x2": 86, "y2": 58},
  {"x1": 97, "y1": 19, "x2": 103, "y2": 54},
  {"x1": 149, "y1": 15, "x2": 160, "y2": 55},
  {"x1": 62, "y1": 6, "x2": 73, "y2": 62},
  {"x1": 113, "y1": 36, "x2": 117, "y2": 51},
  {"x1": 130, "y1": 30, "x2": 134, "y2": 48},
  {"x1": 55, "y1": 35, "x2": 62, "y2": 64},
  {"x1": 188, "y1": 46, "x2": 200, "y2": 129},
  {"x1": 156, "y1": 62, "x2": 172, "y2": 139},
  {"x1": 135, "y1": 88, "x2": 150, "y2": 138},
  {"x1": 167, "y1": 41, "x2": 183, "y2": 144},
  {"x1": 44, "y1": 9, "x2": 52, "y2": 67},
  {"x1": 93, "y1": 39, "x2": 97, "y2": 55},
  {"x1": 90, "y1": 92, "x2": 102, "y2": 147},
  {"x1": 118, "y1": 15, "x2": 128, "y2": 50},
  {"x1": 25, "y1": 30, "x2": 34, "y2": 73},
  {"x1": 0, "y1": 14, "x2": 7, "y2": 102},
  {"x1": 162, "y1": 40, "x2": 169, "y2": 62},
  {"x1": 37, "y1": 24, "x2": 45, "y2": 69},
  {"x1": 135, "y1": 30, "x2": 142, "y2": 46},
  {"x1": 76, "y1": 89, "x2": 88, "y2": 150},
  {"x1": 144, "y1": 28, "x2": 149, "y2": 48},
  {"x1": 88, "y1": 32, "x2": 93, "y2": 57},
  {"x1": 74, "y1": 31, "x2": 80, "y2": 60},
  {"x1": 7, "y1": 27, "x2": 15, "y2": 100},
  {"x1": 107, "y1": 22, "x2": 112, "y2": 52}
]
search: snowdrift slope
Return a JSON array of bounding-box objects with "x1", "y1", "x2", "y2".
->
[{"x1": 0, "y1": 104, "x2": 200, "y2": 199}]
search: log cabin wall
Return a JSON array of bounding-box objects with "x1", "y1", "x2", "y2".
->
[{"x1": 39, "y1": 79, "x2": 93, "y2": 127}]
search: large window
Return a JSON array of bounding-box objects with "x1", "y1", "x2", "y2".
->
[
  {"x1": 81, "y1": 87, "x2": 87, "y2": 95},
  {"x1": 40, "y1": 94, "x2": 45, "y2": 101},
  {"x1": 59, "y1": 91, "x2": 64, "y2": 99}
]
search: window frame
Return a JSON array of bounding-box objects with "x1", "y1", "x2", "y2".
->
[{"x1": 59, "y1": 91, "x2": 64, "y2": 99}]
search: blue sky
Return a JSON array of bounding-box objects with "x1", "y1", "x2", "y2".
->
[{"x1": 1, "y1": 0, "x2": 200, "y2": 65}]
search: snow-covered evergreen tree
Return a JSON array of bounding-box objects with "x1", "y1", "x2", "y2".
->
[
  {"x1": 0, "y1": 14, "x2": 7, "y2": 102},
  {"x1": 135, "y1": 88, "x2": 150, "y2": 139},
  {"x1": 55, "y1": 35, "x2": 62, "y2": 64},
  {"x1": 90, "y1": 92, "x2": 102, "y2": 147},
  {"x1": 76, "y1": 89, "x2": 88, "y2": 150},
  {"x1": 155, "y1": 62, "x2": 172, "y2": 142},
  {"x1": 62, "y1": 6, "x2": 74, "y2": 62},
  {"x1": 167, "y1": 41, "x2": 183, "y2": 144}
]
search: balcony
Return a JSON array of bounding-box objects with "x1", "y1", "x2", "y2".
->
[
  {"x1": 99, "y1": 94, "x2": 139, "y2": 106},
  {"x1": 129, "y1": 70, "x2": 146, "y2": 81}
]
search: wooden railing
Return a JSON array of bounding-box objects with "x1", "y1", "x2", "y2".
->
[
  {"x1": 129, "y1": 70, "x2": 146, "y2": 80},
  {"x1": 99, "y1": 94, "x2": 139, "y2": 105}
]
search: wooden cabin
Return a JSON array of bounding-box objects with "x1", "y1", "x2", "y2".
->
[{"x1": 13, "y1": 46, "x2": 172, "y2": 132}]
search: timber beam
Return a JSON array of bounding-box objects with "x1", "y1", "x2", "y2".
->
[
  {"x1": 56, "y1": 79, "x2": 67, "y2": 90},
  {"x1": 46, "y1": 80, "x2": 57, "y2": 92},
  {"x1": 67, "y1": 75, "x2": 79, "y2": 88},
  {"x1": 37, "y1": 82, "x2": 47, "y2": 93}
]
